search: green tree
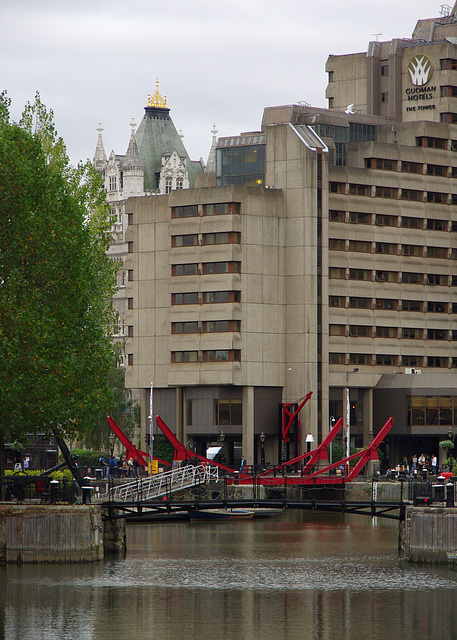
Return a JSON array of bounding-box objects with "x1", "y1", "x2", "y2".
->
[{"x1": 0, "y1": 93, "x2": 118, "y2": 474}]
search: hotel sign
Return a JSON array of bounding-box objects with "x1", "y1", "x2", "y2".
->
[{"x1": 405, "y1": 55, "x2": 436, "y2": 112}]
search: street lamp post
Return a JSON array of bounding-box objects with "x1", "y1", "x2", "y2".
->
[
  {"x1": 345, "y1": 368, "x2": 359, "y2": 472},
  {"x1": 306, "y1": 433, "x2": 314, "y2": 454},
  {"x1": 329, "y1": 416, "x2": 336, "y2": 466},
  {"x1": 260, "y1": 431, "x2": 266, "y2": 469}
]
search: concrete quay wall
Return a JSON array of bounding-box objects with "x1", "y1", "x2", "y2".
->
[
  {"x1": 401, "y1": 506, "x2": 457, "y2": 564},
  {"x1": 0, "y1": 505, "x2": 105, "y2": 564}
]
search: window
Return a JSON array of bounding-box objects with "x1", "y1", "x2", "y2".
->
[
  {"x1": 376, "y1": 215, "x2": 397, "y2": 227},
  {"x1": 428, "y1": 274, "x2": 448, "y2": 285},
  {"x1": 349, "y1": 269, "x2": 371, "y2": 281},
  {"x1": 204, "y1": 202, "x2": 240, "y2": 216},
  {"x1": 349, "y1": 325, "x2": 371, "y2": 337},
  {"x1": 329, "y1": 238, "x2": 345, "y2": 251},
  {"x1": 329, "y1": 352, "x2": 345, "y2": 364},
  {"x1": 329, "y1": 210, "x2": 345, "y2": 222},
  {"x1": 427, "y1": 192, "x2": 448, "y2": 204},
  {"x1": 376, "y1": 299, "x2": 397, "y2": 310},
  {"x1": 349, "y1": 297, "x2": 371, "y2": 309},
  {"x1": 402, "y1": 328, "x2": 422, "y2": 339},
  {"x1": 127, "y1": 241, "x2": 133, "y2": 253},
  {"x1": 427, "y1": 164, "x2": 448, "y2": 177},
  {"x1": 172, "y1": 351, "x2": 199, "y2": 363},
  {"x1": 367, "y1": 158, "x2": 396, "y2": 171},
  {"x1": 172, "y1": 322, "x2": 199, "y2": 334},
  {"x1": 349, "y1": 183, "x2": 370, "y2": 197},
  {"x1": 328, "y1": 71, "x2": 334, "y2": 82},
  {"x1": 402, "y1": 245, "x2": 423, "y2": 257},
  {"x1": 427, "y1": 246, "x2": 448, "y2": 259},
  {"x1": 172, "y1": 205, "x2": 198, "y2": 218},
  {"x1": 349, "y1": 212, "x2": 371, "y2": 224},
  {"x1": 376, "y1": 242, "x2": 397, "y2": 255},
  {"x1": 329, "y1": 324, "x2": 345, "y2": 336},
  {"x1": 376, "y1": 354, "x2": 396, "y2": 365},
  {"x1": 381, "y1": 64, "x2": 389, "y2": 76},
  {"x1": 329, "y1": 267, "x2": 346, "y2": 279},
  {"x1": 427, "y1": 219, "x2": 447, "y2": 231},
  {"x1": 203, "y1": 232, "x2": 240, "y2": 245},
  {"x1": 203, "y1": 350, "x2": 241, "y2": 362},
  {"x1": 203, "y1": 320, "x2": 240, "y2": 332},
  {"x1": 172, "y1": 263, "x2": 199, "y2": 276},
  {"x1": 401, "y1": 217, "x2": 422, "y2": 229},
  {"x1": 213, "y1": 399, "x2": 242, "y2": 426},
  {"x1": 330, "y1": 296, "x2": 345, "y2": 308},
  {"x1": 172, "y1": 292, "x2": 198, "y2": 305},
  {"x1": 176, "y1": 178, "x2": 183, "y2": 190},
  {"x1": 441, "y1": 58, "x2": 457, "y2": 70},
  {"x1": 427, "y1": 329, "x2": 447, "y2": 340},
  {"x1": 172, "y1": 234, "x2": 199, "y2": 247},
  {"x1": 376, "y1": 270, "x2": 397, "y2": 283},
  {"x1": 203, "y1": 261, "x2": 240, "y2": 274},
  {"x1": 128, "y1": 326, "x2": 133, "y2": 337},
  {"x1": 349, "y1": 240, "x2": 372, "y2": 253},
  {"x1": 127, "y1": 298, "x2": 133, "y2": 309},
  {"x1": 403, "y1": 355, "x2": 423, "y2": 367},
  {"x1": 165, "y1": 177, "x2": 172, "y2": 194},
  {"x1": 109, "y1": 176, "x2": 117, "y2": 191},
  {"x1": 127, "y1": 353, "x2": 133, "y2": 366},
  {"x1": 376, "y1": 186, "x2": 397, "y2": 199},
  {"x1": 401, "y1": 189, "x2": 422, "y2": 202},
  {"x1": 401, "y1": 161, "x2": 421, "y2": 174},
  {"x1": 203, "y1": 290, "x2": 241, "y2": 304},
  {"x1": 330, "y1": 182, "x2": 345, "y2": 194},
  {"x1": 377, "y1": 326, "x2": 397, "y2": 338},
  {"x1": 428, "y1": 356, "x2": 448, "y2": 368},
  {"x1": 427, "y1": 301, "x2": 448, "y2": 313},
  {"x1": 128, "y1": 269, "x2": 133, "y2": 282},
  {"x1": 402, "y1": 300, "x2": 423, "y2": 312},
  {"x1": 381, "y1": 92, "x2": 389, "y2": 103},
  {"x1": 417, "y1": 137, "x2": 447, "y2": 150},
  {"x1": 402, "y1": 272, "x2": 423, "y2": 284},
  {"x1": 349, "y1": 353, "x2": 371, "y2": 365}
]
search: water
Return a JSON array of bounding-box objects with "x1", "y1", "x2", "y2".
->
[{"x1": 2, "y1": 511, "x2": 457, "y2": 640}]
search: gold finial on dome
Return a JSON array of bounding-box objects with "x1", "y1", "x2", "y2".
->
[{"x1": 147, "y1": 79, "x2": 167, "y2": 108}]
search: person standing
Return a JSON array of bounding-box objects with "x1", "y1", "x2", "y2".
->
[
  {"x1": 431, "y1": 455, "x2": 437, "y2": 475},
  {"x1": 240, "y1": 456, "x2": 246, "y2": 473}
]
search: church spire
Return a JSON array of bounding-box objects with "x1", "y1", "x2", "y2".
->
[
  {"x1": 123, "y1": 117, "x2": 143, "y2": 171},
  {"x1": 205, "y1": 123, "x2": 218, "y2": 174},
  {"x1": 93, "y1": 122, "x2": 107, "y2": 171}
]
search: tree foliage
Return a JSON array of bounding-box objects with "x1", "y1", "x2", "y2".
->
[{"x1": 0, "y1": 92, "x2": 118, "y2": 451}]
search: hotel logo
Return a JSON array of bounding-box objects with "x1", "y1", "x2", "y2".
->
[{"x1": 407, "y1": 55, "x2": 433, "y2": 86}]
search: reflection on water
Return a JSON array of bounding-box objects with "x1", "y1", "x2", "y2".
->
[{"x1": 2, "y1": 511, "x2": 457, "y2": 640}]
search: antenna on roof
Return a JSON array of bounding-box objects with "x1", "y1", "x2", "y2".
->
[
  {"x1": 440, "y1": 5, "x2": 452, "y2": 18},
  {"x1": 372, "y1": 33, "x2": 382, "y2": 41}
]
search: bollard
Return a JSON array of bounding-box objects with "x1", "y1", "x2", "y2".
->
[
  {"x1": 82, "y1": 486, "x2": 93, "y2": 505},
  {"x1": 446, "y1": 482, "x2": 454, "y2": 508},
  {"x1": 234, "y1": 471, "x2": 239, "y2": 485},
  {"x1": 50, "y1": 479, "x2": 59, "y2": 504}
]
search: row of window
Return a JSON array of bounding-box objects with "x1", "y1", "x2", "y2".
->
[
  {"x1": 171, "y1": 261, "x2": 241, "y2": 276},
  {"x1": 330, "y1": 181, "x2": 457, "y2": 204},
  {"x1": 365, "y1": 157, "x2": 457, "y2": 177},
  {"x1": 171, "y1": 202, "x2": 240, "y2": 218},
  {"x1": 408, "y1": 395, "x2": 457, "y2": 427},
  {"x1": 171, "y1": 350, "x2": 241, "y2": 363},
  {"x1": 329, "y1": 353, "x2": 455, "y2": 368},
  {"x1": 329, "y1": 296, "x2": 453, "y2": 313},
  {"x1": 329, "y1": 210, "x2": 456, "y2": 230},
  {"x1": 171, "y1": 291, "x2": 241, "y2": 305},
  {"x1": 330, "y1": 325, "x2": 457, "y2": 340},
  {"x1": 172, "y1": 232, "x2": 240, "y2": 247},
  {"x1": 329, "y1": 268, "x2": 455, "y2": 286},
  {"x1": 329, "y1": 239, "x2": 455, "y2": 259},
  {"x1": 172, "y1": 320, "x2": 240, "y2": 334}
]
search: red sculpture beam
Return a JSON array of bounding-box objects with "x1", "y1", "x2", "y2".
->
[
  {"x1": 155, "y1": 415, "x2": 250, "y2": 478},
  {"x1": 282, "y1": 391, "x2": 313, "y2": 442},
  {"x1": 107, "y1": 415, "x2": 170, "y2": 467}
]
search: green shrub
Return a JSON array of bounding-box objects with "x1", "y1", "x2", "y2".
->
[{"x1": 69, "y1": 449, "x2": 104, "y2": 469}]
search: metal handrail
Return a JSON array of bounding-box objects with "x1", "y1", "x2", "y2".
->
[{"x1": 107, "y1": 464, "x2": 219, "y2": 502}]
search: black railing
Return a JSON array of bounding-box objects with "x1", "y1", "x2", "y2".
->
[{"x1": 0, "y1": 475, "x2": 77, "y2": 504}]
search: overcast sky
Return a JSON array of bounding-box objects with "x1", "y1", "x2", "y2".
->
[{"x1": 1, "y1": 0, "x2": 446, "y2": 166}]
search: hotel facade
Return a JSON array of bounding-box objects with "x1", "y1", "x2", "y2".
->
[{"x1": 124, "y1": 5, "x2": 457, "y2": 469}]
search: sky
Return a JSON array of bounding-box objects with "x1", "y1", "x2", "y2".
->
[{"x1": 1, "y1": 0, "x2": 448, "y2": 167}]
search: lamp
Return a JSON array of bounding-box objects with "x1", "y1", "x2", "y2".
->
[
  {"x1": 259, "y1": 431, "x2": 266, "y2": 468},
  {"x1": 306, "y1": 433, "x2": 314, "y2": 454}
]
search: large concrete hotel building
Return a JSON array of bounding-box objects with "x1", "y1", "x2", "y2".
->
[{"x1": 123, "y1": 4, "x2": 457, "y2": 469}]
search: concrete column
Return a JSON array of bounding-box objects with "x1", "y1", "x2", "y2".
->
[
  {"x1": 175, "y1": 387, "x2": 184, "y2": 445},
  {"x1": 363, "y1": 387, "x2": 373, "y2": 447},
  {"x1": 140, "y1": 388, "x2": 149, "y2": 444},
  {"x1": 242, "y1": 386, "x2": 255, "y2": 466}
]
